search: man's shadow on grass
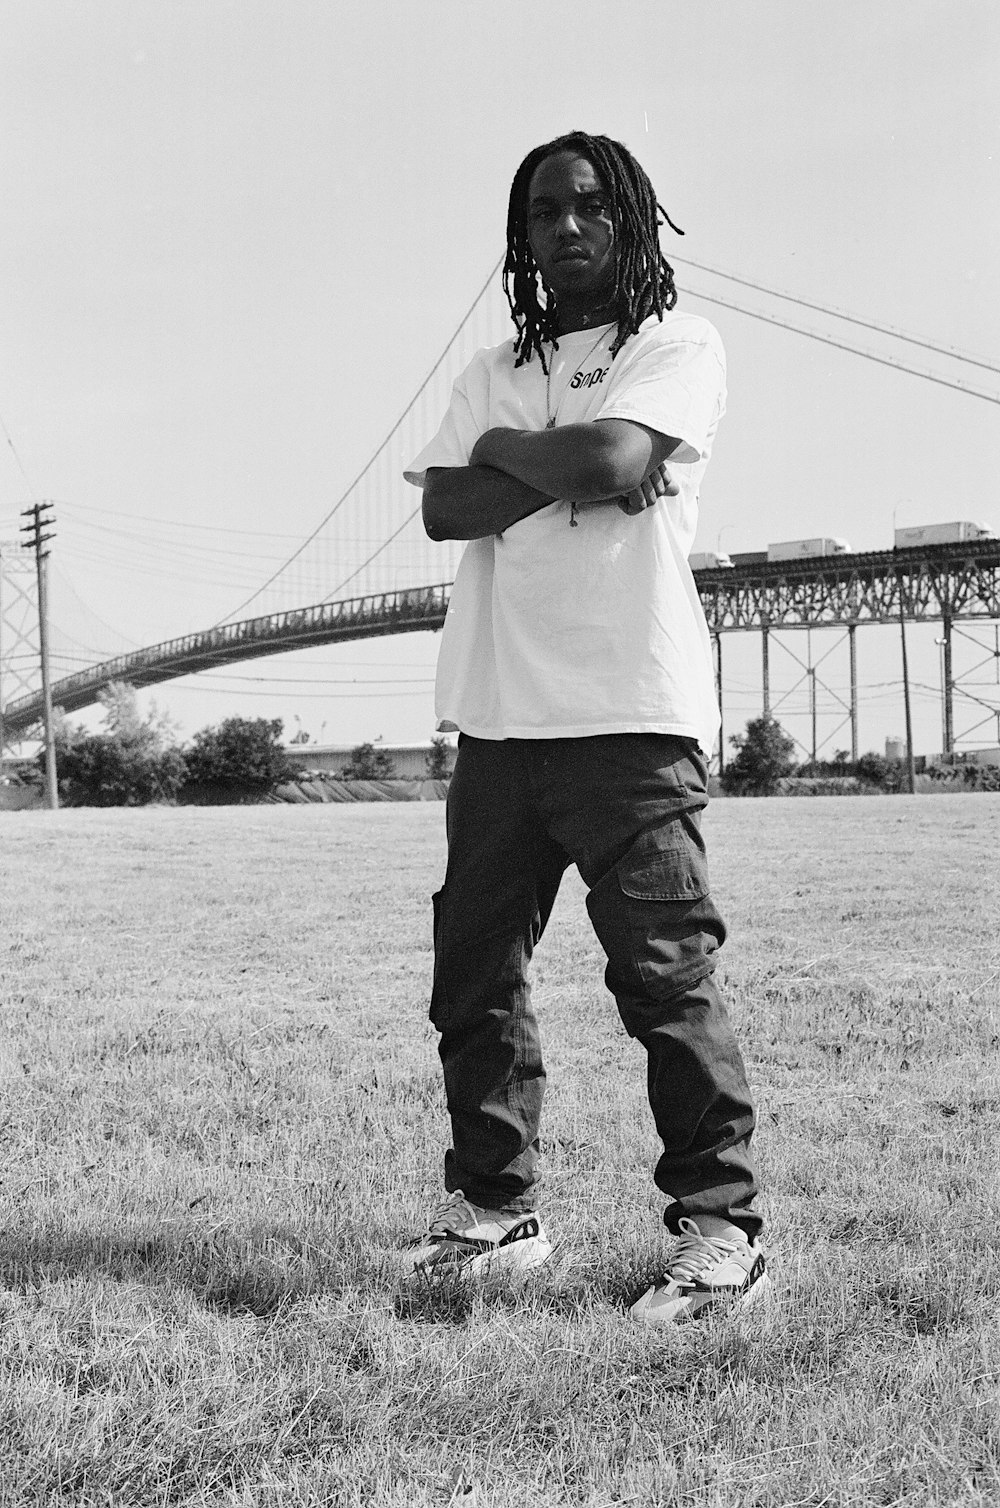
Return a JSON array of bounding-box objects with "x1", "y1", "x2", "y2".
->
[
  {"x1": 0, "y1": 1223, "x2": 364, "y2": 1319},
  {"x1": 0, "y1": 1225, "x2": 648, "y2": 1326}
]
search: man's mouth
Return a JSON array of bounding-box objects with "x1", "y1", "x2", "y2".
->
[{"x1": 553, "y1": 248, "x2": 588, "y2": 263}]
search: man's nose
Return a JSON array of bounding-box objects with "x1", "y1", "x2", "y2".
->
[{"x1": 555, "y1": 210, "x2": 582, "y2": 239}]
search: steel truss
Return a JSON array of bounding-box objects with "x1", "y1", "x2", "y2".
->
[
  {"x1": 702, "y1": 540, "x2": 1000, "y2": 766},
  {"x1": 1, "y1": 583, "x2": 451, "y2": 738},
  {"x1": 2, "y1": 542, "x2": 998, "y2": 753},
  {"x1": 697, "y1": 540, "x2": 1000, "y2": 633},
  {"x1": 0, "y1": 542, "x2": 41, "y2": 753}
]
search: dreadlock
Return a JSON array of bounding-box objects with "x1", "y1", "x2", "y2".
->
[{"x1": 503, "y1": 130, "x2": 684, "y2": 370}]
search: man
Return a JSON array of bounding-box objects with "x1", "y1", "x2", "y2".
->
[{"x1": 403, "y1": 131, "x2": 769, "y2": 1324}]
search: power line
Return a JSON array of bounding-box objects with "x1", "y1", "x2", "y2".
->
[
  {"x1": 57, "y1": 498, "x2": 311, "y2": 540},
  {"x1": 685, "y1": 286, "x2": 1000, "y2": 404},
  {"x1": 168, "y1": 683, "x2": 434, "y2": 700},
  {"x1": 674, "y1": 255, "x2": 1000, "y2": 376},
  {"x1": 171, "y1": 672, "x2": 435, "y2": 686}
]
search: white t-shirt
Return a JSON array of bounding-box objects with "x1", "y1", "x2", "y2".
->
[{"x1": 404, "y1": 311, "x2": 726, "y2": 754}]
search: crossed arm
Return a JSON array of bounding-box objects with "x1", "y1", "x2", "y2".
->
[{"x1": 422, "y1": 418, "x2": 683, "y2": 542}]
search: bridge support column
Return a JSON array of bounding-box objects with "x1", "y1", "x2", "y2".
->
[
  {"x1": 942, "y1": 613, "x2": 953, "y2": 755},
  {"x1": 849, "y1": 624, "x2": 858, "y2": 763},
  {"x1": 808, "y1": 665, "x2": 817, "y2": 771},
  {"x1": 761, "y1": 621, "x2": 770, "y2": 719},
  {"x1": 713, "y1": 633, "x2": 724, "y2": 776}
]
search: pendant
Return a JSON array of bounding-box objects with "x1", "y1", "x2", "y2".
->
[{"x1": 545, "y1": 417, "x2": 556, "y2": 429}]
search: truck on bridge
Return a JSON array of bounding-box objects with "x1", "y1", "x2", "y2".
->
[
  {"x1": 894, "y1": 521, "x2": 996, "y2": 548},
  {"x1": 766, "y1": 537, "x2": 852, "y2": 561}
]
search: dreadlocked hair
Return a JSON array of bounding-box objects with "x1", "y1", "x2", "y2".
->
[{"x1": 503, "y1": 130, "x2": 684, "y2": 370}]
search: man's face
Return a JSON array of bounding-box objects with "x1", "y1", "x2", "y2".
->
[{"x1": 526, "y1": 151, "x2": 616, "y2": 306}]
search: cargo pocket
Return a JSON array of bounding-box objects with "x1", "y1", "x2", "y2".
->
[
  {"x1": 587, "y1": 817, "x2": 724, "y2": 1029},
  {"x1": 618, "y1": 820, "x2": 710, "y2": 903},
  {"x1": 429, "y1": 887, "x2": 447, "y2": 1027}
]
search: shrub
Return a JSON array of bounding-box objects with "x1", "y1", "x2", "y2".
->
[
  {"x1": 855, "y1": 751, "x2": 904, "y2": 791},
  {"x1": 425, "y1": 735, "x2": 452, "y2": 780},
  {"x1": 722, "y1": 716, "x2": 796, "y2": 796},
  {"x1": 49, "y1": 682, "x2": 186, "y2": 806},
  {"x1": 340, "y1": 741, "x2": 396, "y2": 781},
  {"x1": 184, "y1": 717, "x2": 295, "y2": 797}
]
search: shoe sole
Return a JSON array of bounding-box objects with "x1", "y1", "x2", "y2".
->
[
  {"x1": 631, "y1": 1267, "x2": 774, "y2": 1325},
  {"x1": 414, "y1": 1234, "x2": 554, "y2": 1283}
]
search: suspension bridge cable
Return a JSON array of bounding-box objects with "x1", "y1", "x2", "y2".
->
[
  {"x1": 57, "y1": 498, "x2": 310, "y2": 539},
  {"x1": 684, "y1": 286, "x2": 1000, "y2": 404},
  {"x1": 213, "y1": 256, "x2": 506, "y2": 626},
  {"x1": 48, "y1": 564, "x2": 140, "y2": 650},
  {"x1": 321, "y1": 505, "x2": 424, "y2": 603},
  {"x1": 673, "y1": 256, "x2": 1000, "y2": 376}
]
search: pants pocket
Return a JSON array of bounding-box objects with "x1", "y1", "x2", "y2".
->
[
  {"x1": 617, "y1": 817, "x2": 710, "y2": 902},
  {"x1": 587, "y1": 816, "x2": 726, "y2": 1031}
]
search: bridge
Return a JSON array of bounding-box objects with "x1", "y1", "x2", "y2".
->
[
  {"x1": 4, "y1": 541, "x2": 998, "y2": 756},
  {"x1": 1, "y1": 584, "x2": 451, "y2": 737},
  {"x1": 2, "y1": 256, "x2": 999, "y2": 765}
]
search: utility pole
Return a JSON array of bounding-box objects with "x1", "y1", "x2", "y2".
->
[
  {"x1": 713, "y1": 633, "x2": 725, "y2": 776},
  {"x1": 898, "y1": 585, "x2": 916, "y2": 796},
  {"x1": 20, "y1": 502, "x2": 58, "y2": 810},
  {"x1": 848, "y1": 624, "x2": 858, "y2": 763}
]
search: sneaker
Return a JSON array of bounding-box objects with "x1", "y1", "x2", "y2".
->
[
  {"x1": 410, "y1": 1190, "x2": 553, "y2": 1280},
  {"x1": 629, "y1": 1216, "x2": 771, "y2": 1325}
]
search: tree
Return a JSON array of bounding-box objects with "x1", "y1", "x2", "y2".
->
[
  {"x1": 722, "y1": 716, "x2": 796, "y2": 796},
  {"x1": 855, "y1": 750, "x2": 901, "y2": 791},
  {"x1": 49, "y1": 681, "x2": 186, "y2": 806},
  {"x1": 184, "y1": 717, "x2": 296, "y2": 797},
  {"x1": 425, "y1": 735, "x2": 452, "y2": 780},
  {"x1": 341, "y1": 741, "x2": 396, "y2": 780}
]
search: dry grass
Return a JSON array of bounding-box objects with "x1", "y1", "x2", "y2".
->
[{"x1": 1, "y1": 797, "x2": 998, "y2": 1506}]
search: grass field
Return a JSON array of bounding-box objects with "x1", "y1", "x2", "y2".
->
[{"x1": 1, "y1": 796, "x2": 998, "y2": 1507}]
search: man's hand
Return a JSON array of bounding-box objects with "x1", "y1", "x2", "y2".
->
[{"x1": 617, "y1": 461, "x2": 679, "y2": 515}]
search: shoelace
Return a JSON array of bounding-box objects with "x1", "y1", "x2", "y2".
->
[
  {"x1": 426, "y1": 1190, "x2": 481, "y2": 1236},
  {"x1": 663, "y1": 1217, "x2": 743, "y2": 1284}
]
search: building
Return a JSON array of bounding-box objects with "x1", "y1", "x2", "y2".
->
[{"x1": 283, "y1": 741, "x2": 457, "y2": 781}]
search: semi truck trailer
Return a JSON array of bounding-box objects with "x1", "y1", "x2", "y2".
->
[
  {"x1": 894, "y1": 521, "x2": 995, "y2": 548},
  {"x1": 766, "y1": 537, "x2": 851, "y2": 561}
]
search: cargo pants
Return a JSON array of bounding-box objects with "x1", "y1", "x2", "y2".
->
[{"x1": 430, "y1": 733, "x2": 762, "y2": 1240}]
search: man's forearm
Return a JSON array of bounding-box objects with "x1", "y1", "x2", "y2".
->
[
  {"x1": 471, "y1": 420, "x2": 677, "y2": 501},
  {"x1": 422, "y1": 465, "x2": 555, "y2": 541}
]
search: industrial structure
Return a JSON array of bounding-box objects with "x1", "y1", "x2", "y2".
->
[{"x1": 3, "y1": 538, "x2": 998, "y2": 768}]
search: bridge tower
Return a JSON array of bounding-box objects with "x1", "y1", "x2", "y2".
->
[{"x1": 0, "y1": 540, "x2": 40, "y2": 757}]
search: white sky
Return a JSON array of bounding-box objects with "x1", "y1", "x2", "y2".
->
[{"x1": 2, "y1": 0, "x2": 999, "y2": 759}]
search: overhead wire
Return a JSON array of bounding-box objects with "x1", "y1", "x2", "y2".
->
[
  {"x1": 683, "y1": 285, "x2": 1000, "y2": 404},
  {"x1": 673, "y1": 255, "x2": 1000, "y2": 376}
]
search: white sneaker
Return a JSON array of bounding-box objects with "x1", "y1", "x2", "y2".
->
[
  {"x1": 410, "y1": 1190, "x2": 553, "y2": 1280},
  {"x1": 629, "y1": 1216, "x2": 771, "y2": 1325}
]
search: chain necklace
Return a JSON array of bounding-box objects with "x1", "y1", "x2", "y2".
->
[
  {"x1": 544, "y1": 324, "x2": 611, "y2": 526},
  {"x1": 544, "y1": 324, "x2": 611, "y2": 430}
]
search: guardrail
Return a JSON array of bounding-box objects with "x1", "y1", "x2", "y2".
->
[{"x1": 2, "y1": 582, "x2": 452, "y2": 735}]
